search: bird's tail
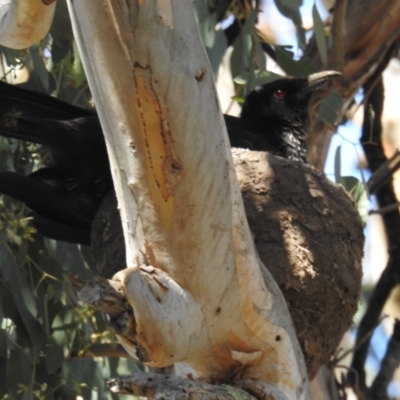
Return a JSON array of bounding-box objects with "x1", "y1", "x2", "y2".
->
[{"x1": 0, "y1": 81, "x2": 94, "y2": 143}]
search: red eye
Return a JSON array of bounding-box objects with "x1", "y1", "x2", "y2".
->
[{"x1": 274, "y1": 89, "x2": 286, "y2": 99}]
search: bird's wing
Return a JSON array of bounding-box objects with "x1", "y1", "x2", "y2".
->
[
  {"x1": 0, "y1": 80, "x2": 95, "y2": 143},
  {"x1": 0, "y1": 81, "x2": 93, "y2": 119},
  {"x1": 0, "y1": 171, "x2": 92, "y2": 230},
  {"x1": 32, "y1": 214, "x2": 91, "y2": 245},
  {"x1": 224, "y1": 114, "x2": 280, "y2": 153}
]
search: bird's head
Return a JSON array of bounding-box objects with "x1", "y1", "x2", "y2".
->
[{"x1": 241, "y1": 71, "x2": 341, "y2": 124}]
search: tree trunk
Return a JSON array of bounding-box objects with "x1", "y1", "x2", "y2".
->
[{"x1": 66, "y1": 1, "x2": 309, "y2": 399}]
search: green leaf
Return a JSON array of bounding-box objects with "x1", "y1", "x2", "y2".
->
[
  {"x1": 231, "y1": 95, "x2": 245, "y2": 104},
  {"x1": 0, "y1": 243, "x2": 15, "y2": 281},
  {"x1": 275, "y1": 46, "x2": 315, "y2": 76},
  {"x1": 242, "y1": 9, "x2": 259, "y2": 36},
  {"x1": 359, "y1": 166, "x2": 371, "y2": 200},
  {"x1": 253, "y1": 70, "x2": 284, "y2": 86},
  {"x1": 334, "y1": 145, "x2": 341, "y2": 183},
  {"x1": 274, "y1": 0, "x2": 306, "y2": 48},
  {"x1": 316, "y1": 90, "x2": 344, "y2": 124},
  {"x1": 255, "y1": 40, "x2": 266, "y2": 71},
  {"x1": 0, "y1": 46, "x2": 27, "y2": 68},
  {"x1": 205, "y1": 28, "x2": 227, "y2": 76},
  {"x1": 30, "y1": 46, "x2": 49, "y2": 92},
  {"x1": 6, "y1": 262, "x2": 44, "y2": 347},
  {"x1": 50, "y1": 0, "x2": 73, "y2": 64},
  {"x1": 230, "y1": 9, "x2": 259, "y2": 80},
  {"x1": 0, "y1": 333, "x2": 7, "y2": 397},
  {"x1": 197, "y1": 7, "x2": 217, "y2": 48},
  {"x1": 46, "y1": 337, "x2": 65, "y2": 374},
  {"x1": 234, "y1": 70, "x2": 275, "y2": 85},
  {"x1": 312, "y1": 4, "x2": 327, "y2": 65},
  {"x1": 339, "y1": 176, "x2": 368, "y2": 224},
  {"x1": 6, "y1": 349, "x2": 32, "y2": 393},
  {"x1": 231, "y1": 34, "x2": 252, "y2": 81},
  {"x1": 44, "y1": 239, "x2": 93, "y2": 280},
  {"x1": 193, "y1": 0, "x2": 228, "y2": 76}
]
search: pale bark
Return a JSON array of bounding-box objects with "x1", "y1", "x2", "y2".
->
[
  {"x1": 0, "y1": 0, "x2": 55, "y2": 49},
  {"x1": 67, "y1": 1, "x2": 309, "y2": 399}
]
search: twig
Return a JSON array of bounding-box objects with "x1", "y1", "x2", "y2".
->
[
  {"x1": 107, "y1": 373, "x2": 256, "y2": 399},
  {"x1": 369, "y1": 202, "x2": 400, "y2": 215},
  {"x1": 368, "y1": 320, "x2": 400, "y2": 400},
  {"x1": 78, "y1": 276, "x2": 130, "y2": 318},
  {"x1": 332, "y1": 0, "x2": 348, "y2": 74},
  {"x1": 348, "y1": 257, "x2": 400, "y2": 392},
  {"x1": 368, "y1": 150, "x2": 400, "y2": 194},
  {"x1": 78, "y1": 276, "x2": 138, "y2": 355},
  {"x1": 348, "y1": 75, "x2": 400, "y2": 394},
  {"x1": 68, "y1": 343, "x2": 129, "y2": 359},
  {"x1": 332, "y1": 315, "x2": 387, "y2": 366}
]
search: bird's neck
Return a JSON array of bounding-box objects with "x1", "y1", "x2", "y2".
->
[{"x1": 277, "y1": 121, "x2": 307, "y2": 162}]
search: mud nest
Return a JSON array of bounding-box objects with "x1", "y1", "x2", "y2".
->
[
  {"x1": 233, "y1": 149, "x2": 364, "y2": 378},
  {"x1": 92, "y1": 149, "x2": 364, "y2": 379}
]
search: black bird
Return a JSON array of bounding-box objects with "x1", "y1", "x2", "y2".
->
[
  {"x1": 0, "y1": 71, "x2": 339, "y2": 246},
  {"x1": 225, "y1": 70, "x2": 340, "y2": 161}
]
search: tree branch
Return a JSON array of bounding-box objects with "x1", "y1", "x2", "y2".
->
[
  {"x1": 369, "y1": 320, "x2": 400, "y2": 400},
  {"x1": 331, "y1": 0, "x2": 347, "y2": 74},
  {"x1": 305, "y1": 0, "x2": 400, "y2": 170},
  {"x1": 0, "y1": 0, "x2": 55, "y2": 49},
  {"x1": 68, "y1": 343, "x2": 130, "y2": 359},
  {"x1": 348, "y1": 75, "x2": 400, "y2": 395},
  {"x1": 108, "y1": 373, "x2": 258, "y2": 400},
  {"x1": 368, "y1": 150, "x2": 400, "y2": 194}
]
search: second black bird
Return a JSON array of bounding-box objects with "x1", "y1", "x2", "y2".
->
[{"x1": 0, "y1": 71, "x2": 339, "y2": 246}]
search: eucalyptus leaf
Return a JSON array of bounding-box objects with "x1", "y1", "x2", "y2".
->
[
  {"x1": 339, "y1": 176, "x2": 368, "y2": 224},
  {"x1": 242, "y1": 9, "x2": 259, "y2": 36},
  {"x1": 44, "y1": 239, "x2": 93, "y2": 280},
  {"x1": 197, "y1": 4, "x2": 217, "y2": 48},
  {"x1": 312, "y1": 4, "x2": 327, "y2": 65},
  {"x1": 231, "y1": 95, "x2": 245, "y2": 104},
  {"x1": 50, "y1": 0, "x2": 73, "y2": 64},
  {"x1": 230, "y1": 9, "x2": 259, "y2": 80},
  {"x1": 6, "y1": 349, "x2": 32, "y2": 392},
  {"x1": 255, "y1": 40, "x2": 267, "y2": 71},
  {"x1": 0, "y1": 242, "x2": 16, "y2": 281},
  {"x1": 230, "y1": 29, "x2": 252, "y2": 80},
  {"x1": 275, "y1": 46, "x2": 315, "y2": 76},
  {"x1": 6, "y1": 263, "x2": 44, "y2": 346},
  {"x1": 334, "y1": 145, "x2": 342, "y2": 184},
  {"x1": 46, "y1": 337, "x2": 65, "y2": 374},
  {"x1": 274, "y1": 0, "x2": 306, "y2": 48},
  {"x1": 30, "y1": 46, "x2": 50, "y2": 92},
  {"x1": 316, "y1": 90, "x2": 344, "y2": 124},
  {"x1": 234, "y1": 70, "x2": 282, "y2": 88},
  {"x1": 205, "y1": 28, "x2": 228, "y2": 76}
]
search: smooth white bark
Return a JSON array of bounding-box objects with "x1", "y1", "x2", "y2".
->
[
  {"x1": 67, "y1": 1, "x2": 309, "y2": 398},
  {"x1": 0, "y1": 0, "x2": 55, "y2": 49}
]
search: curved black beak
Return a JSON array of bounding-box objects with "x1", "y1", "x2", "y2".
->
[{"x1": 297, "y1": 70, "x2": 342, "y2": 99}]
